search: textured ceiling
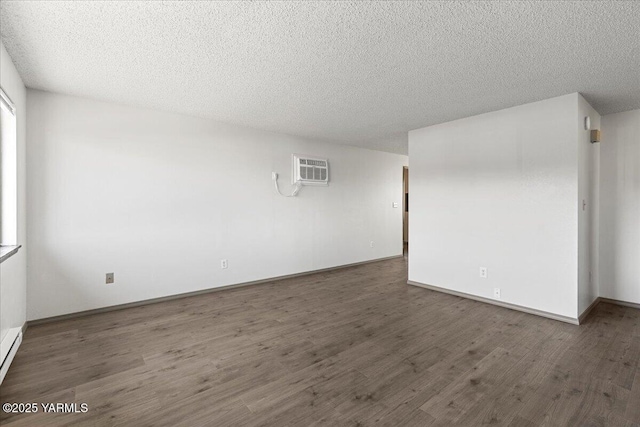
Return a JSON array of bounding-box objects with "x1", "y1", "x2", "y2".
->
[{"x1": 1, "y1": 1, "x2": 639, "y2": 154}]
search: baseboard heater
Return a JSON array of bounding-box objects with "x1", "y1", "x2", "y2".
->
[{"x1": 0, "y1": 328, "x2": 23, "y2": 385}]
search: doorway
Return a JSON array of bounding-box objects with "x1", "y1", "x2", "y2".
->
[{"x1": 402, "y1": 167, "x2": 408, "y2": 257}]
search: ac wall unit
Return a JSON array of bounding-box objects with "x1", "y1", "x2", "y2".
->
[{"x1": 292, "y1": 155, "x2": 329, "y2": 186}]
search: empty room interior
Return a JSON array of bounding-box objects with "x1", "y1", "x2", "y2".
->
[{"x1": 1, "y1": 1, "x2": 639, "y2": 426}]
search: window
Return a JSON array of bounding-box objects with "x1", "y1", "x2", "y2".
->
[{"x1": 0, "y1": 87, "x2": 17, "y2": 246}]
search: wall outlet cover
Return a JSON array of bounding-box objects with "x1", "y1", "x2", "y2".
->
[{"x1": 106, "y1": 273, "x2": 114, "y2": 284}]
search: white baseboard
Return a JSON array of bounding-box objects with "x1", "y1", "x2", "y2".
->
[
  {"x1": 29, "y1": 254, "x2": 404, "y2": 326},
  {"x1": 407, "y1": 280, "x2": 580, "y2": 325},
  {"x1": 408, "y1": 281, "x2": 640, "y2": 325}
]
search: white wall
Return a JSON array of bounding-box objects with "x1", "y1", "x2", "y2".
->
[
  {"x1": 0, "y1": 42, "x2": 27, "y2": 343},
  {"x1": 599, "y1": 109, "x2": 640, "y2": 304},
  {"x1": 577, "y1": 95, "x2": 601, "y2": 315},
  {"x1": 409, "y1": 94, "x2": 581, "y2": 319},
  {"x1": 26, "y1": 90, "x2": 407, "y2": 320}
]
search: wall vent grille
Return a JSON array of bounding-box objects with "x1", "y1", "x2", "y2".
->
[{"x1": 293, "y1": 155, "x2": 329, "y2": 186}]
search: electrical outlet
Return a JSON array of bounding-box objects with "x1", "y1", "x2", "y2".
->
[
  {"x1": 370, "y1": 241, "x2": 374, "y2": 248},
  {"x1": 271, "y1": 172, "x2": 278, "y2": 180},
  {"x1": 106, "y1": 273, "x2": 114, "y2": 284},
  {"x1": 392, "y1": 202, "x2": 399, "y2": 208},
  {"x1": 221, "y1": 259, "x2": 228, "y2": 269},
  {"x1": 494, "y1": 288, "x2": 501, "y2": 299},
  {"x1": 479, "y1": 267, "x2": 488, "y2": 278}
]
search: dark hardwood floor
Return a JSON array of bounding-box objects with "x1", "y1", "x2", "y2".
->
[{"x1": 1, "y1": 257, "x2": 638, "y2": 426}]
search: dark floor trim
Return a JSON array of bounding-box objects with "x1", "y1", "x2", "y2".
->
[
  {"x1": 28, "y1": 254, "x2": 404, "y2": 326},
  {"x1": 579, "y1": 297, "x2": 640, "y2": 323},
  {"x1": 579, "y1": 297, "x2": 640, "y2": 321},
  {"x1": 407, "y1": 280, "x2": 580, "y2": 325},
  {"x1": 599, "y1": 297, "x2": 640, "y2": 310},
  {"x1": 578, "y1": 297, "x2": 601, "y2": 324}
]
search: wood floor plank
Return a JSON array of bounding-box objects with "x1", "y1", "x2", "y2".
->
[
  {"x1": 594, "y1": 335, "x2": 640, "y2": 390},
  {"x1": 1, "y1": 257, "x2": 638, "y2": 426},
  {"x1": 626, "y1": 370, "x2": 640, "y2": 422},
  {"x1": 564, "y1": 378, "x2": 630, "y2": 426},
  {"x1": 419, "y1": 346, "x2": 526, "y2": 423},
  {"x1": 452, "y1": 330, "x2": 574, "y2": 425}
]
